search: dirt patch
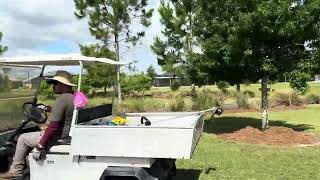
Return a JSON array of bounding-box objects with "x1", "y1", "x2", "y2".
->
[{"x1": 218, "y1": 126, "x2": 320, "y2": 146}]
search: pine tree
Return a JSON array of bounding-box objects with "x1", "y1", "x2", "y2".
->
[
  {"x1": 0, "y1": 32, "x2": 7, "y2": 56},
  {"x1": 146, "y1": 65, "x2": 156, "y2": 80},
  {"x1": 151, "y1": 0, "x2": 198, "y2": 78},
  {"x1": 80, "y1": 44, "x2": 116, "y2": 93},
  {"x1": 74, "y1": 0, "x2": 153, "y2": 103}
]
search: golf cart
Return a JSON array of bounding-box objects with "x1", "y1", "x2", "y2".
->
[{"x1": 0, "y1": 54, "x2": 223, "y2": 180}]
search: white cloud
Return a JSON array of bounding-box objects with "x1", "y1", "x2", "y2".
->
[
  {"x1": 0, "y1": 0, "x2": 163, "y2": 72},
  {"x1": 0, "y1": 0, "x2": 94, "y2": 56}
]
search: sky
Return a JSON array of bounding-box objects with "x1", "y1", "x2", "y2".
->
[{"x1": 0, "y1": 0, "x2": 163, "y2": 73}]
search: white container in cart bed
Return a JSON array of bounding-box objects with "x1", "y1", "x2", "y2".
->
[{"x1": 71, "y1": 112, "x2": 204, "y2": 159}]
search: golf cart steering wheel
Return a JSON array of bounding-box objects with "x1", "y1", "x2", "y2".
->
[{"x1": 23, "y1": 102, "x2": 48, "y2": 124}]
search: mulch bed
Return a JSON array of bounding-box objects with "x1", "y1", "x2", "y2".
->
[{"x1": 218, "y1": 126, "x2": 320, "y2": 146}]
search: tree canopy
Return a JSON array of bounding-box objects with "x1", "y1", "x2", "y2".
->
[
  {"x1": 121, "y1": 73, "x2": 152, "y2": 96},
  {"x1": 193, "y1": 0, "x2": 320, "y2": 129},
  {"x1": 80, "y1": 44, "x2": 116, "y2": 92},
  {"x1": 146, "y1": 65, "x2": 157, "y2": 80},
  {"x1": 74, "y1": 0, "x2": 153, "y2": 103},
  {"x1": 0, "y1": 32, "x2": 7, "y2": 56},
  {"x1": 195, "y1": 0, "x2": 320, "y2": 92}
]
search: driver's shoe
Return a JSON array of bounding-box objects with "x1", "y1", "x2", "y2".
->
[{"x1": 0, "y1": 172, "x2": 23, "y2": 179}]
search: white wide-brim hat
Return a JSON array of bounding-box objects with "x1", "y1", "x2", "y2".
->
[{"x1": 46, "y1": 70, "x2": 77, "y2": 87}]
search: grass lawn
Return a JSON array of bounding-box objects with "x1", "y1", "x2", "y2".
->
[
  {"x1": 0, "y1": 89, "x2": 35, "y2": 99},
  {"x1": 176, "y1": 105, "x2": 320, "y2": 180}
]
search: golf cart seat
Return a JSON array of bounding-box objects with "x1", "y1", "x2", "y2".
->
[{"x1": 77, "y1": 104, "x2": 113, "y2": 124}]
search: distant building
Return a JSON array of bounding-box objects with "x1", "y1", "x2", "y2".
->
[{"x1": 23, "y1": 77, "x2": 41, "y2": 89}]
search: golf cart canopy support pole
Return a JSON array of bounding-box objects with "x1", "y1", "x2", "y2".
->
[
  {"x1": 33, "y1": 65, "x2": 46, "y2": 104},
  {"x1": 77, "y1": 61, "x2": 83, "y2": 92},
  {"x1": 70, "y1": 61, "x2": 84, "y2": 136}
]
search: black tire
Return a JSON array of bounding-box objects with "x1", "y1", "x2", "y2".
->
[
  {"x1": 0, "y1": 149, "x2": 13, "y2": 173},
  {"x1": 0, "y1": 156, "x2": 10, "y2": 172},
  {"x1": 148, "y1": 159, "x2": 176, "y2": 180}
]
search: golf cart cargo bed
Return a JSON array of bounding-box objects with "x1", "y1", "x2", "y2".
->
[{"x1": 71, "y1": 112, "x2": 204, "y2": 159}]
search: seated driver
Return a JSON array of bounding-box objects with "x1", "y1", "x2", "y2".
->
[{"x1": 0, "y1": 71, "x2": 75, "y2": 179}]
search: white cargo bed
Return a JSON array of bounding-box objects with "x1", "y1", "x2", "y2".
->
[{"x1": 71, "y1": 112, "x2": 204, "y2": 159}]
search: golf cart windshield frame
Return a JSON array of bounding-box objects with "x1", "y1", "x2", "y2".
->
[{"x1": 0, "y1": 54, "x2": 126, "y2": 136}]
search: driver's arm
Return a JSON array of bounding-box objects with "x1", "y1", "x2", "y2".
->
[{"x1": 38, "y1": 96, "x2": 66, "y2": 148}]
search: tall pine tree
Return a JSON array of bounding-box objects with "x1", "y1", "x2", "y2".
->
[
  {"x1": 74, "y1": 0, "x2": 153, "y2": 103},
  {"x1": 151, "y1": 0, "x2": 198, "y2": 81},
  {"x1": 0, "y1": 32, "x2": 7, "y2": 56},
  {"x1": 146, "y1": 65, "x2": 156, "y2": 80}
]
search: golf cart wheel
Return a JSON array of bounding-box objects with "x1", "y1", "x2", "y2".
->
[
  {"x1": 148, "y1": 159, "x2": 176, "y2": 180},
  {"x1": 0, "y1": 155, "x2": 12, "y2": 172}
]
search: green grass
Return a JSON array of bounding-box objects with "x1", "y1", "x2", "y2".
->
[
  {"x1": 176, "y1": 104, "x2": 320, "y2": 180},
  {"x1": 177, "y1": 134, "x2": 320, "y2": 180},
  {"x1": 0, "y1": 88, "x2": 36, "y2": 99}
]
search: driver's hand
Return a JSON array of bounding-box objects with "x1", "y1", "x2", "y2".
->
[
  {"x1": 46, "y1": 106, "x2": 52, "y2": 113},
  {"x1": 34, "y1": 144, "x2": 47, "y2": 161}
]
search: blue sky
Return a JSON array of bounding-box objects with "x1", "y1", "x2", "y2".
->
[{"x1": 0, "y1": 0, "x2": 163, "y2": 73}]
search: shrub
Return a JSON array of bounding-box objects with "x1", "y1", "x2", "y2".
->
[
  {"x1": 170, "y1": 80, "x2": 181, "y2": 91},
  {"x1": 273, "y1": 92, "x2": 303, "y2": 106},
  {"x1": 131, "y1": 101, "x2": 145, "y2": 112},
  {"x1": 236, "y1": 93, "x2": 250, "y2": 109},
  {"x1": 122, "y1": 99, "x2": 145, "y2": 112},
  {"x1": 217, "y1": 81, "x2": 229, "y2": 93},
  {"x1": 39, "y1": 81, "x2": 54, "y2": 98},
  {"x1": 0, "y1": 75, "x2": 11, "y2": 92},
  {"x1": 243, "y1": 90, "x2": 255, "y2": 98},
  {"x1": 122, "y1": 98, "x2": 166, "y2": 112},
  {"x1": 192, "y1": 90, "x2": 221, "y2": 111},
  {"x1": 305, "y1": 94, "x2": 320, "y2": 104},
  {"x1": 170, "y1": 95, "x2": 185, "y2": 111},
  {"x1": 122, "y1": 74, "x2": 152, "y2": 96}
]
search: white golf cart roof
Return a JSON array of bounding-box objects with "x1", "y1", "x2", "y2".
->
[{"x1": 0, "y1": 54, "x2": 126, "y2": 66}]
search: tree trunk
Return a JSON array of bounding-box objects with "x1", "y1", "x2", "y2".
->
[
  {"x1": 188, "y1": 13, "x2": 193, "y2": 52},
  {"x1": 188, "y1": 14, "x2": 195, "y2": 97},
  {"x1": 114, "y1": 34, "x2": 122, "y2": 104},
  {"x1": 236, "y1": 83, "x2": 240, "y2": 92},
  {"x1": 191, "y1": 83, "x2": 196, "y2": 97},
  {"x1": 261, "y1": 77, "x2": 269, "y2": 130}
]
